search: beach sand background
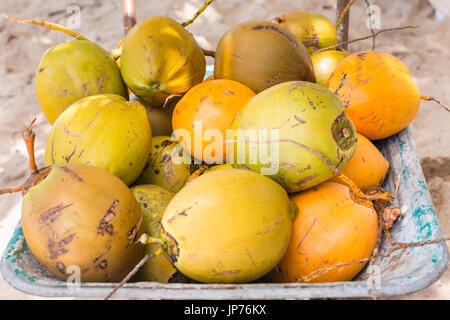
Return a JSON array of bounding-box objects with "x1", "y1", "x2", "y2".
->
[{"x1": 0, "y1": 0, "x2": 448, "y2": 299}]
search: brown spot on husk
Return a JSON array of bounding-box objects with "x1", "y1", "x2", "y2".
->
[
  {"x1": 63, "y1": 146, "x2": 77, "y2": 163},
  {"x1": 97, "y1": 200, "x2": 119, "y2": 236},
  {"x1": 98, "y1": 260, "x2": 108, "y2": 269},
  {"x1": 39, "y1": 203, "x2": 73, "y2": 225},
  {"x1": 22, "y1": 166, "x2": 52, "y2": 196},
  {"x1": 273, "y1": 17, "x2": 285, "y2": 24},
  {"x1": 212, "y1": 269, "x2": 241, "y2": 277},
  {"x1": 48, "y1": 233, "x2": 76, "y2": 260},
  {"x1": 294, "y1": 115, "x2": 307, "y2": 124},
  {"x1": 61, "y1": 166, "x2": 84, "y2": 182},
  {"x1": 162, "y1": 226, "x2": 179, "y2": 264},
  {"x1": 56, "y1": 262, "x2": 65, "y2": 273},
  {"x1": 93, "y1": 245, "x2": 112, "y2": 264},
  {"x1": 293, "y1": 173, "x2": 320, "y2": 187},
  {"x1": 59, "y1": 89, "x2": 69, "y2": 97},
  {"x1": 357, "y1": 52, "x2": 368, "y2": 60},
  {"x1": 161, "y1": 139, "x2": 173, "y2": 147},
  {"x1": 96, "y1": 72, "x2": 109, "y2": 92},
  {"x1": 251, "y1": 24, "x2": 298, "y2": 47},
  {"x1": 334, "y1": 73, "x2": 347, "y2": 97}
]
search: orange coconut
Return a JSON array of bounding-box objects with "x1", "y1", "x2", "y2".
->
[
  {"x1": 327, "y1": 51, "x2": 421, "y2": 140},
  {"x1": 269, "y1": 182, "x2": 378, "y2": 283},
  {"x1": 172, "y1": 79, "x2": 255, "y2": 163},
  {"x1": 329, "y1": 133, "x2": 389, "y2": 192}
]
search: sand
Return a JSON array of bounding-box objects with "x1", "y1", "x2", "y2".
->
[{"x1": 0, "y1": 0, "x2": 448, "y2": 299}]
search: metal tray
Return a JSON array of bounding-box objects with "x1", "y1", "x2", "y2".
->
[{"x1": 1, "y1": 69, "x2": 448, "y2": 298}]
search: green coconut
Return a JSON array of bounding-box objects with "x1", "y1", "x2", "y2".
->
[
  {"x1": 120, "y1": 16, "x2": 206, "y2": 106},
  {"x1": 135, "y1": 136, "x2": 197, "y2": 193},
  {"x1": 231, "y1": 81, "x2": 357, "y2": 193},
  {"x1": 36, "y1": 40, "x2": 128, "y2": 124}
]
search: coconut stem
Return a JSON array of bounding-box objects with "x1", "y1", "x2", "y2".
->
[
  {"x1": 275, "y1": 138, "x2": 392, "y2": 203},
  {"x1": 3, "y1": 14, "x2": 88, "y2": 40},
  {"x1": 110, "y1": 38, "x2": 126, "y2": 61},
  {"x1": 22, "y1": 118, "x2": 39, "y2": 174},
  {"x1": 104, "y1": 246, "x2": 166, "y2": 300},
  {"x1": 0, "y1": 119, "x2": 38, "y2": 195},
  {"x1": 222, "y1": 137, "x2": 391, "y2": 203},
  {"x1": 181, "y1": 0, "x2": 215, "y2": 27},
  {"x1": 336, "y1": 173, "x2": 393, "y2": 204},
  {"x1": 0, "y1": 184, "x2": 24, "y2": 195},
  {"x1": 421, "y1": 95, "x2": 450, "y2": 112},
  {"x1": 186, "y1": 165, "x2": 209, "y2": 183},
  {"x1": 137, "y1": 233, "x2": 165, "y2": 246}
]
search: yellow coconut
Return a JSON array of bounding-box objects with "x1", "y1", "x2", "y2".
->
[
  {"x1": 161, "y1": 169, "x2": 295, "y2": 283},
  {"x1": 45, "y1": 94, "x2": 152, "y2": 186},
  {"x1": 311, "y1": 50, "x2": 349, "y2": 86},
  {"x1": 120, "y1": 16, "x2": 206, "y2": 106},
  {"x1": 272, "y1": 11, "x2": 337, "y2": 54}
]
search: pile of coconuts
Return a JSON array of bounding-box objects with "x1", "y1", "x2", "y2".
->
[{"x1": 2, "y1": 3, "x2": 438, "y2": 296}]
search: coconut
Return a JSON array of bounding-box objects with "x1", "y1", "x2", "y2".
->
[
  {"x1": 214, "y1": 20, "x2": 315, "y2": 93},
  {"x1": 269, "y1": 182, "x2": 378, "y2": 283},
  {"x1": 311, "y1": 50, "x2": 349, "y2": 86},
  {"x1": 120, "y1": 16, "x2": 206, "y2": 106},
  {"x1": 327, "y1": 51, "x2": 421, "y2": 140},
  {"x1": 272, "y1": 11, "x2": 337, "y2": 54},
  {"x1": 45, "y1": 94, "x2": 152, "y2": 186},
  {"x1": 21, "y1": 163, "x2": 145, "y2": 282},
  {"x1": 161, "y1": 169, "x2": 295, "y2": 283},
  {"x1": 36, "y1": 40, "x2": 128, "y2": 124},
  {"x1": 131, "y1": 185, "x2": 177, "y2": 282},
  {"x1": 135, "y1": 136, "x2": 196, "y2": 193},
  {"x1": 232, "y1": 81, "x2": 357, "y2": 193}
]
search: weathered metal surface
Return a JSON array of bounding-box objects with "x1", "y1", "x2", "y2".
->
[{"x1": 1, "y1": 67, "x2": 448, "y2": 299}]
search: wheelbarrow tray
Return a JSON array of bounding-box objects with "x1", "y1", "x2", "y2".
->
[{"x1": 1, "y1": 69, "x2": 448, "y2": 299}]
